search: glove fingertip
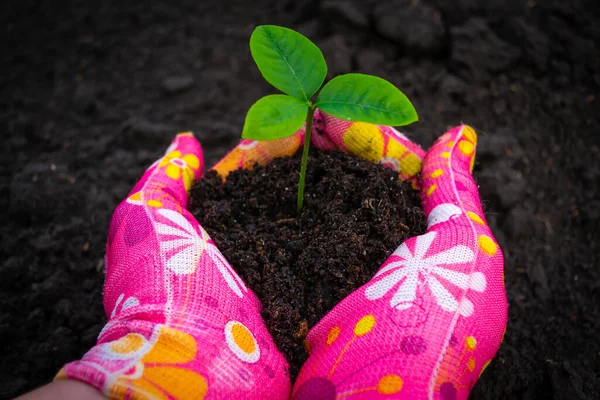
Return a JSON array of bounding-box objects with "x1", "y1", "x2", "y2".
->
[
  {"x1": 315, "y1": 110, "x2": 425, "y2": 180},
  {"x1": 124, "y1": 132, "x2": 204, "y2": 211},
  {"x1": 211, "y1": 132, "x2": 304, "y2": 180},
  {"x1": 421, "y1": 124, "x2": 478, "y2": 215},
  {"x1": 172, "y1": 131, "x2": 205, "y2": 181}
]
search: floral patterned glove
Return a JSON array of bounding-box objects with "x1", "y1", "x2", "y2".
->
[
  {"x1": 56, "y1": 112, "x2": 506, "y2": 400},
  {"x1": 55, "y1": 133, "x2": 291, "y2": 399},
  {"x1": 292, "y1": 124, "x2": 508, "y2": 400}
]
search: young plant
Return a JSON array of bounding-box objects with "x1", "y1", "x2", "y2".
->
[{"x1": 242, "y1": 25, "x2": 418, "y2": 212}]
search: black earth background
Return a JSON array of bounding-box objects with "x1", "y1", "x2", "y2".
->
[{"x1": 1, "y1": 0, "x2": 598, "y2": 398}]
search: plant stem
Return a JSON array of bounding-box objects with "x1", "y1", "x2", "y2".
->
[{"x1": 297, "y1": 104, "x2": 316, "y2": 213}]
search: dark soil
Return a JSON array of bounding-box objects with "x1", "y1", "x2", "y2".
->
[
  {"x1": 1, "y1": 0, "x2": 599, "y2": 399},
  {"x1": 189, "y1": 150, "x2": 427, "y2": 378}
]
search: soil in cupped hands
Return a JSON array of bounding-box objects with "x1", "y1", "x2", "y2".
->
[{"x1": 190, "y1": 150, "x2": 427, "y2": 378}]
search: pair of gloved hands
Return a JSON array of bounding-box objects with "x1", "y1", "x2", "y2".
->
[{"x1": 56, "y1": 109, "x2": 507, "y2": 400}]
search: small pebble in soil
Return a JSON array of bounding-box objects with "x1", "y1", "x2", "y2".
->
[{"x1": 190, "y1": 150, "x2": 426, "y2": 378}]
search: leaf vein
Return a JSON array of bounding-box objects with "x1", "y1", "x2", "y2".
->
[
  {"x1": 264, "y1": 28, "x2": 308, "y2": 101},
  {"x1": 317, "y1": 102, "x2": 411, "y2": 117}
]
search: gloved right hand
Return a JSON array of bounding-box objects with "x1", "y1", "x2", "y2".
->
[{"x1": 292, "y1": 124, "x2": 508, "y2": 400}]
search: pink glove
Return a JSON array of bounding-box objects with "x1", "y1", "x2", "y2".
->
[
  {"x1": 56, "y1": 133, "x2": 291, "y2": 399},
  {"x1": 292, "y1": 125, "x2": 508, "y2": 400},
  {"x1": 56, "y1": 116, "x2": 506, "y2": 400}
]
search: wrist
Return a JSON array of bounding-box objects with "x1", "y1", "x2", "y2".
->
[{"x1": 17, "y1": 380, "x2": 105, "y2": 400}]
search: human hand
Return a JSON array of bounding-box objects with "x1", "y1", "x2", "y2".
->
[
  {"x1": 55, "y1": 114, "x2": 506, "y2": 400},
  {"x1": 291, "y1": 124, "x2": 508, "y2": 399},
  {"x1": 55, "y1": 133, "x2": 291, "y2": 399}
]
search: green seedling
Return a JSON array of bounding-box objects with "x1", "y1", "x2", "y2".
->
[{"x1": 242, "y1": 25, "x2": 418, "y2": 212}]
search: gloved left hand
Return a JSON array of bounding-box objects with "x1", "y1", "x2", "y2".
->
[{"x1": 56, "y1": 133, "x2": 291, "y2": 399}]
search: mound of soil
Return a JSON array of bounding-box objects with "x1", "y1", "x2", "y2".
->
[{"x1": 190, "y1": 150, "x2": 427, "y2": 378}]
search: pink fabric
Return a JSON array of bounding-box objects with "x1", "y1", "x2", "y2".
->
[
  {"x1": 57, "y1": 133, "x2": 290, "y2": 399},
  {"x1": 292, "y1": 125, "x2": 507, "y2": 399},
  {"x1": 312, "y1": 110, "x2": 426, "y2": 182},
  {"x1": 56, "y1": 119, "x2": 507, "y2": 400}
]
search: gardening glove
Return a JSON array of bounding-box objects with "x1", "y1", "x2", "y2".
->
[
  {"x1": 212, "y1": 113, "x2": 506, "y2": 398},
  {"x1": 55, "y1": 133, "x2": 291, "y2": 399},
  {"x1": 212, "y1": 109, "x2": 425, "y2": 184},
  {"x1": 292, "y1": 124, "x2": 508, "y2": 400}
]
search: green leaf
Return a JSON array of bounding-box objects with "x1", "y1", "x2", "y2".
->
[
  {"x1": 250, "y1": 25, "x2": 327, "y2": 101},
  {"x1": 316, "y1": 73, "x2": 418, "y2": 126},
  {"x1": 242, "y1": 95, "x2": 309, "y2": 140}
]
